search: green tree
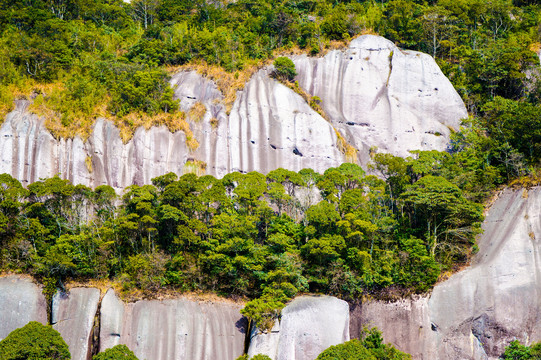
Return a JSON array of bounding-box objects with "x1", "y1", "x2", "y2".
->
[
  {"x1": 93, "y1": 344, "x2": 139, "y2": 360},
  {"x1": 272, "y1": 57, "x2": 296, "y2": 82},
  {"x1": 401, "y1": 175, "x2": 483, "y2": 259},
  {"x1": 0, "y1": 321, "x2": 71, "y2": 360}
]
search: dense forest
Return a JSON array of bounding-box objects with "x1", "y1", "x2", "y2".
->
[{"x1": 0, "y1": 0, "x2": 541, "y2": 332}]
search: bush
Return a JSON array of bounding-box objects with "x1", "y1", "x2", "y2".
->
[
  {"x1": 316, "y1": 328, "x2": 411, "y2": 360},
  {"x1": 94, "y1": 344, "x2": 139, "y2": 360},
  {"x1": 272, "y1": 57, "x2": 296, "y2": 82},
  {"x1": 0, "y1": 321, "x2": 71, "y2": 360}
]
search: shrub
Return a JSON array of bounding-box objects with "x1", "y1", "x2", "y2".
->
[
  {"x1": 0, "y1": 321, "x2": 71, "y2": 360},
  {"x1": 94, "y1": 344, "x2": 139, "y2": 360},
  {"x1": 272, "y1": 57, "x2": 296, "y2": 82}
]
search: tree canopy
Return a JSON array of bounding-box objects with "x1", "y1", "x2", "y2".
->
[{"x1": 0, "y1": 321, "x2": 71, "y2": 360}]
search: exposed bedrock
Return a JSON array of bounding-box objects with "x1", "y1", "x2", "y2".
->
[
  {"x1": 247, "y1": 296, "x2": 350, "y2": 360},
  {"x1": 359, "y1": 187, "x2": 541, "y2": 360},
  {"x1": 0, "y1": 35, "x2": 466, "y2": 187},
  {"x1": 0, "y1": 101, "x2": 189, "y2": 192},
  {"x1": 0, "y1": 276, "x2": 47, "y2": 341},
  {"x1": 52, "y1": 288, "x2": 101, "y2": 360},
  {"x1": 293, "y1": 35, "x2": 467, "y2": 166},
  {"x1": 99, "y1": 289, "x2": 247, "y2": 360}
]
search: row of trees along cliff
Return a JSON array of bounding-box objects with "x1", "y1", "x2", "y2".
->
[
  {"x1": 2, "y1": 139, "x2": 513, "y2": 330},
  {"x1": 0, "y1": 0, "x2": 540, "y2": 175}
]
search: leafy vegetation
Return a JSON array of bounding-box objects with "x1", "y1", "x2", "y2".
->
[
  {"x1": 316, "y1": 327, "x2": 411, "y2": 360},
  {"x1": 502, "y1": 340, "x2": 541, "y2": 359},
  {"x1": 272, "y1": 57, "x2": 297, "y2": 82},
  {"x1": 94, "y1": 345, "x2": 139, "y2": 360},
  {"x1": 0, "y1": 146, "x2": 489, "y2": 328},
  {"x1": 0, "y1": 321, "x2": 71, "y2": 360}
]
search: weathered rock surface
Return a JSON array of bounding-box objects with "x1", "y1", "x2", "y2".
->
[
  {"x1": 0, "y1": 101, "x2": 189, "y2": 192},
  {"x1": 52, "y1": 288, "x2": 101, "y2": 360},
  {"x1": 359, "y1": 187, "x2": 541, "y2": 360},
  {"x1": 0, "y1": 275, "x2": 47, "y2": 341},
  {"x1": 0, "y1": 35, "x2": 465, "y2": 187},
  {"x1": 248, "y1": 296, "x2": 350, "y2": 360},
  {"x1": 99, "y1": 289, "x2": 246, "y2": 360},
  {"x1": 294, "y1": 35, "x2": 466, "y2": 166}
]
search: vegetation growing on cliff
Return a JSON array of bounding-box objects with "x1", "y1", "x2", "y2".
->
[
  {"x1": 503, "y1": 340, "x2": 541, "y2": 359},
  {"x1": 0, "y1": 0, "x2": 540, "y2": 171},
  {"x1": 1, "y1": 0, "x2": 541, "y2": 334},
  {"x1": 316, "y1": 328, "x2": 411, "y2": 360},
  {"x1": 0, "y1": 147, "x2": 487, "y2": 324}
]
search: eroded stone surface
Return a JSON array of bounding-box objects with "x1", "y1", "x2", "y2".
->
[
  {"x1": 99, "y1": 289, "x2": 246, "y2": 360},
  {"x1": 52, "y1": 288, "x2": 101, "y2": 360},
  {"x1": 359, "y1": 188, "x2": 541, "y2": 360},
  {"x1": 294, "y1": 35, "x2": 466, "y2": 166},
  {"x1": 0, "y1": 275, "x2": 47, "y2": 341},
  {"x1": 248, "y1": 296, "x2": 350, "y2": 360}
]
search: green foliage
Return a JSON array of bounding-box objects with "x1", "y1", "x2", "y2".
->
[
  {"x1": 316, "y1": 328, "x2": 411, "y2": 359},
  {"x1": 503, "y1": 340, "x2": 541, "y2": 359},
  {"x1": 93, "y1": 344, "x2": 139, "y2": 360},
  {"x1": 0, "y1": 321, "x2": 71, "y2": 360},
  {"x1": 0, "y1": 157, "x2": 487, "y2": 301},
  {"x1": 272, "y1": 57, "x2": 297, "y2": 82},
  {"x1": 241, "y1": 288, "x2": 289, "y2": 332}
]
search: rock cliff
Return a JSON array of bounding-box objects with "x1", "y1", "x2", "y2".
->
[
  {"x1": 99, "y1": 289, "x2": 246, "y2": 360},
  {"x1": 247, "y1": 296, "x2": 350, "y2": 360},
  {"x1": 0, "y1": 35, "x2": 466, "y2": 189},
  {"x1": 52, "y1": 288, "x2": 101, "y2": 360},
  {"x1": 0, "y1": 276, "x2": 47, "y2": 341},
  {"x1": 359, "y1": 187, "x2": 541, "y2": 359}
]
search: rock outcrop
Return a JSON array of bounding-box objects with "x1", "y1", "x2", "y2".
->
[
  {"x1": 99, "y1": 289, "x2": 246, "y2": 360},
  {"x1": 248, "y1": 296, "x2": 350, "y2": 360},
  {"x1": 294, "y1": 35, "x2": 466, "y2": 166},
  {"x1": 52, "y1": 288, "x2": 101, "y2": 360},
  {"x1": 0, "y1": 276, "x2": 47, "y2": 341},
  {"x1": 0, "y1": 35, "x2": 466, "y2": 188},
  {"x1": 359, "y1": 187, "x2": 541, "y2": 360},
  {"x1": 0, "y1": 101, "x2": 189, "y2": 192}
]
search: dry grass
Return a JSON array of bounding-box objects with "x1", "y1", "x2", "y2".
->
[
  {"x1": 509, "y1": 169, "x2": 541, "y2": 189},
  {"x1": 189, "y1": 101, "x2": 207, "y2": 122},
  {"x1": 117, "y1": 111, "x2": 199, "y2": 150},
  {"x1": 361, "y1": 28, "x2": 379, "y2": 36},
  {"x1": 283, "y1": 80, "x2": 330, "y2": 121},
  {"x1": 335, "y1": 129, "x2": 358, "y2": 162},
  {"x1": 85, "y1": 156, "x2": 93, "y2": 173},
  {"x1": 166, "y1": 60, "x2": 270, "y2": 114},
  {"x1": 530, "y1": 42, "x2": 541, "y2": 54},
  {"x1": 183, "y1": 159, "x2": 207, "y2": 176}
]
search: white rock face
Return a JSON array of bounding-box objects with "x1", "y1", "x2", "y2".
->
[
  {"x1": 0, "y1": 101, "x2": 189, "y2": 192},
  {"x1": 0, "y1": 35, "x2": 465, "y2": 186},
  {"x1": 248, "y1": 296, "x2": 350, "y2": 360},
  {"x1": 99, "y1": 289, "x2": 246, "y2": 360},
  {"x1": 0, "y1": 275, "x2": 47, "y2": 341},
  {"x1": 294, "y1": 35, "x2": 467, "y2": 166},
  {"x1": 360, "y1": 187, "x2": 541, "y2": 360},
  {"x1": 52, "y1": 288, "x2": 101, "y2": 360}
]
